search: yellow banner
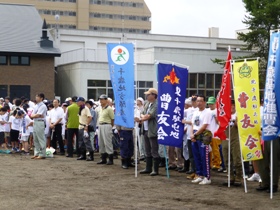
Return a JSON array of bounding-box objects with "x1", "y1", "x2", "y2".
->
[{"x1": 233, "y1": 60, "x2": 263, "y2": 161}]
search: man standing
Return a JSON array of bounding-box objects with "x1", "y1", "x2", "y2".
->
[
  {"x1": 76, "y1": 97, "x2": 94, "y2": 161},
  {"x1": 85, "y1": 100, "x2": 97, "y2": 152},
  {"x1": 66, "y1": 96, "x2": 79, "y2": 158},
  {"x1": 96, "y1": 94, "x2": 115, "y2": 165},
  {"x1": 222, "y1": 102, "x2": 243, "y2": 186},
  {"x1": 31, "y1": 93, "x2": 48, "y2": 159},
  {"x1": 206, "y1": 96, "x2": 221, "y2": 170},
  {"x1": 49, "y1": 99, "x2": 65, "y2": 155},
  {"x1": 190, "y1": 95, "x2": 212, "y2": 184},
  {"x1": 182, "y1": 96, "x2": 198, "y2": 179},
  {"x1": 138, "y1": 88, "x2": 160, "y2": 176}
]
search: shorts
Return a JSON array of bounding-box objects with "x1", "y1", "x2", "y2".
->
[
  {"x1": 4, "y1": 132, "x2": 9, "y2": 138},
  {"x1": 20, "y1": 136, "x2": 29, "y2": 142},
  {"x1": 0, "y1": 132, "x2": 4, "y2": 145},
  {"x1": 10, "y1": 129, "x2": 20, "y2": 142}
]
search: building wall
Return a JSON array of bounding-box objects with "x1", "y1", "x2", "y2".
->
[
  {"x1": 55, "y1": 30, "x2": 253, "y2": 101},
  {"x1": 0, "y1": 56, "x2": 55, "y2": 99},
  {"x1": 0, "y1": 0, "x2": 151, "y2": 32}
]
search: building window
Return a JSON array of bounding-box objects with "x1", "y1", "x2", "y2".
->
[
  {"x1": 0, "y1": 56, "x2": 7, "y2": 65},
  {"x1": 0, "y1": 85, "x2": 8, "y2": 97},
  {"x1": 87, "y1": 80, "x2": 113, "y2": 100},
  {"x1": 187, "y1": 73, "x2": 222, "y2": 98},
  {"x1": 10, "y1": 56, "x2": 19, "y2": 65},
  {"x1": 21, "y1": 56, "x2": 30, "y2": 65},
  {"x1": 10, "y1": 56, "x2": 30, "y2": 66}
]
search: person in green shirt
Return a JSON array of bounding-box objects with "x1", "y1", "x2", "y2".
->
[{"x1": 66, "y1": 96, "x2": 80, "y2": 158}]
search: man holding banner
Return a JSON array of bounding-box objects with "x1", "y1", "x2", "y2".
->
[
  {"x1": 222, "y1": 102, "x2": 242, "y2": 186},
  {"x1": 257, "y1": 31, "x2": 280, "y2": 194},
  {"x1": 138, "y1": 88, "x2": 160, "y2": 176}
]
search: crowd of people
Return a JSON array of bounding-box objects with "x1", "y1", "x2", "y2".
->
[{"x1": 0, "y1": 89, "x2": 279, "y2": 193}]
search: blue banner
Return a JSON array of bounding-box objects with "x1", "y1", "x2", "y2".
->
[
  {"x1": 107, "y1": 43, "x2": 134, "y2": 128},
  {"x1": 262, "y1": 32, "x2": 280, "y2": 140},
  {"x1": 157, "y1": 63, "x2": 188, "y2": 147}
]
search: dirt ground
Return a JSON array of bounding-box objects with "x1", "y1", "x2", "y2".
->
[{"x1": 0, "y1": 152, "x2": 279, "y2": 210}]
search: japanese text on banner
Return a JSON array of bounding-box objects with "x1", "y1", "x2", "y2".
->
[
  {"x1": 262, "y1": 32, "x2": 280, "y2": 140},
  {"x1": 233, "y1": 60, "x2": 263, "y2": 161},
  {"x1": 157, "y1": 63, "x2": 188, "y2": 147},
  {"x1": 107, "y1": 43, "x2": 134, "y2": 128}
]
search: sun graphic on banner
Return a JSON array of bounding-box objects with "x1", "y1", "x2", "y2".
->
[
  {"x1": 163, "y1": 68, "x2": 180, "y2": 84},
  {"x1": 110, "y1": 45, "x2": 130, "y2": 65}
]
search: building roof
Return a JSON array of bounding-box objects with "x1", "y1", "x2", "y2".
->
[{"x1": 0, "y1": 3, "x2": 60, "y2": 56}]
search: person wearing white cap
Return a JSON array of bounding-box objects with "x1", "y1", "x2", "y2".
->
[
  {"x1": 135, "y1": 97, "x2": 145, "y2": 160},
  {"x1": 178, "y1": 97, "x2": 192, "y2": 173}
]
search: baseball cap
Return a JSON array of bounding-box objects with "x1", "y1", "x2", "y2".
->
[
  {"x1": 185, "y1": 97, "x2": 192, "y2": 105},
  {"x1": 65, "y1": 97, "x2": 72, "y2": 102},
  {"x1": 144, "y1": 88, "x2": 158, "y2": 95},
  {"x1": 99, "y1": 94, "x2": 108, "y2": 99},
  {"x1": 76, "y1": 97, "x2": 85, "y2": 102},
  {"x1": 207, "y1": 96, "x2": 216, "y2": 104}
]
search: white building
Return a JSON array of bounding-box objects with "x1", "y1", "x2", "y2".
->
[{"x1": 55, "y1": 29, "x2": 251, "y2": 100}]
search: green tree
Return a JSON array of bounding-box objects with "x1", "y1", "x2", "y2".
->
[{"x1": 238, "y1": 0, "x2": 280, "y2": 89}]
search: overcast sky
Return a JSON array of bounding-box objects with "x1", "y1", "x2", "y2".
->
[{"x1": 144, "y1": 0, "x2": 247, "y2": 39}]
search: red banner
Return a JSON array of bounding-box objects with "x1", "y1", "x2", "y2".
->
[{"x1": 214, "y1": 50, "x2": 232, "y2": 140}]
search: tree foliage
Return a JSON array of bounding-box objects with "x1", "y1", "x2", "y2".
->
[{"x1": 239, "y1": 0, "x2": 280, "y2": 62}]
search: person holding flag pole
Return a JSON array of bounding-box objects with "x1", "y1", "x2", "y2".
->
[
  {"x1": 214, "y1": 47, "x2": 232, "y2": 187},
  {"x1": 257, "y1": 29, "x2": 280, "y2": 198}
]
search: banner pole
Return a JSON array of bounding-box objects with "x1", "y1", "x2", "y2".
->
[
  {"x1": 135, "y1": 126, "x2": 138, "y2": 178},
  {"x1": 134, "y1": 41, "x2": 138, "y2": 178},
  {"x1": 228, "y1": 123, "x2": 231, "y2": 187},
  {"x1": 270, "y1": 140, "x2": 273, "y2": 199},
  {"x1": 230, "y1": 59, "x2": 247, "y2": 193},
  {"x1": 163, "y1": 146, "x2": 170, "y2": 179}
]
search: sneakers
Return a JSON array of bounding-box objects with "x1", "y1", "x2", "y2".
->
[
  {"x1": 247, "y1": 173, "x2": 261, "y2": 182},
  {"x1": 199, "y1": 177, "x2": 211, "y2": 185},
  {"x1": 192, "y1": 177, "x2": 203, "y2": 183},
  {"x1": 187, "y1": 173, "x2": 196, "y2": 180},
  {"x1": 218, "y1": 167, "x2": 227, "y2": 173}
]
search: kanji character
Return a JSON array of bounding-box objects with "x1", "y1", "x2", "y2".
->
[
  {"x1": 238, "y1": 92, "x2": 249, "y2": 108},
  {"x1": 240, "y1": 114, "x2": 254, "y2": 128},
  {"x1": 157, "y1": 111, "x2": 170, "y2": 126},
  {"x1": 245, "y1": 135, "x2": 258, "y2": 150}
]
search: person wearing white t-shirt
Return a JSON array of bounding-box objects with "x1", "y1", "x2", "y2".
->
[
  {"x1": 9, "y1": 109, "x2": 23, "y2": 152},
  {"x1": 206, "y1": 96, "x2": 222, "y2": 170},
  {"x1": 179, "y1": 97, "x2": 192, "y2": 173},
  {"x1": 190, "y1": 95, "x2": 212, "y2": 185},
  {"x1": 182, "y1": 96, "x2": 199, "y2": 177},
  {"x1": 0, "y1": 107, "x2": 8, "y2": 150},
  {"x1": 18, "y1": 111, "x2": 33, "y2": 155},
  {"x1": 49, "y1": 99, "x2": 65, "y2": 155}
]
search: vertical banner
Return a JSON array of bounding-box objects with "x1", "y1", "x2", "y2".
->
[
  {"x1": 107, "y1": 43, "x2": 134, "y2": 128},
  {"x1": 214, "y1": 50, "x2": 232, "y2": 140},
  {"x1": 262, "y1": 32, "x2": 280, "y2": 140},
  {"x1": 157, "y1": 63, "x2": 188, "y2": 147},
  {"x1": 233, "y1": 60, "x2": 263, "y2": 161}
]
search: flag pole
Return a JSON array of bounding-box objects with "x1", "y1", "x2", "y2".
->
[
  {"x1": 270, "y1": 140, "x2": 273, "y2": 199},
  {"x1": 228, "y1": 52, "x2": 232, "y2": 188},
  {"x1": 230, "y1": 59, "x2": 247, "y2": 193},
  {"x1": 228, "y1": 123, "x2": 231, "y2": 187},
  {"x1": 164, "y1": 146, "x2": 170, "y2": 178},
  {"x1": 134, "y1": 41, "x2": 138, "y2": 178}
]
